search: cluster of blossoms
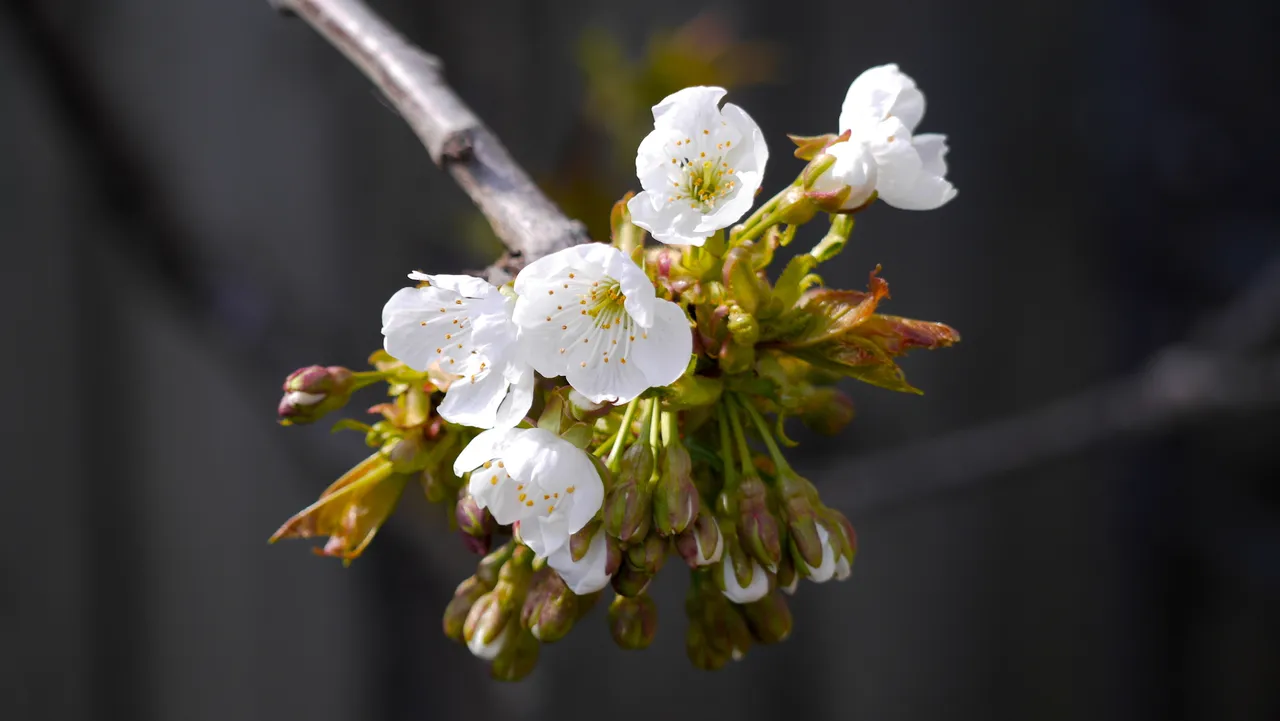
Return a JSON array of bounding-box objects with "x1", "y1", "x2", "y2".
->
[{"x1": 272, "y1": 64, "x2": 958, "y2": 679}]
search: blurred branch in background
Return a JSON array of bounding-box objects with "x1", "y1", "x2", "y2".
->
[
  {"x1": 271, "y1": 0, "x2": 590, "y2": 277},
  {"x1": 827, "y1": 254, "x2": 1280, "y2": 515}
]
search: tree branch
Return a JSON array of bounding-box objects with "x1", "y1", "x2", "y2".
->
[
  {"x1": 270, "y1": 0, "x2": 589, "y2": 275},
  {"x1": 824, "y1": 254, "x2": 1280, "y2": 516}
]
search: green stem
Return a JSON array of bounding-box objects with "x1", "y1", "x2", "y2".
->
[
  {"x1": 649, "y1": 399, "x2": 662, "y2": 452},
  {"x1": 660, "y1": 410, "x2": 680, "y2": 447},
  {"x1": 725, "y1": 396, "x2": 753, "y2": 477},
  {"x1": 732, "y1": 184, "x2": 792, "y2": 243},
  {"x1": 738, "y1": 394, "x2": 791, "y2": 473},
  {"x1": 594, "y1": 428, "x2": 620, "y2": 457},
  {"x1": 718, "y1": 402, "x2": 739, "y2": 491},
  {"x1": 605, "y1": 397, "x2": 640, "y2": 469}
]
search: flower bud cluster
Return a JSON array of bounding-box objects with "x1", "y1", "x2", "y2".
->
[{"x1": 270, "y1": 61, "x2": 959, "y2": 679}]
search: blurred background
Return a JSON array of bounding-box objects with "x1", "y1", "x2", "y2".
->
[{"x1": 3, "y1": 0, "x2": 1278, "y2": 719}]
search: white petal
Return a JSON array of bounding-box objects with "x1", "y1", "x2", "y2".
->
[
  {"x1": 601, "y1": 247, "x2": 656, "y2": 327},
  {"x1": 631, "y1": 299, "x2": 693, "y2": 388},
  {"x1": 720, "y1": 102, "x2": 769, "y2": 177},
  {"x1": 471, "y1": 465, "x2": 534, "y2": 527},
  {"x1": 809, "y1": 140, "x2": 878, "y2": 210},
  {"x1": 721, "y1": 558, "x2": 770, "y2": 604},
  {"x1": 839, "y1": 63, "x2": 926, "y2": 135},
  {"x1": 547, "y1": 528, "x2": 612, "y2": 594},
  {"x1": 513, "y1": 243, "x2": 610, "y2": 297},
  {"x1": 437, "y1": 369, "x2": 508, "y2": 428},
  {"x1": 878, "y1": 172, "x2": 957, "y2": 211},
  {"x1": 453, "y1": 428, "x2": 518, "y2": 475},
  {"x1": 629, "y1": 193, "x2": 711, "y2": 246},
  {"x1": 913, "y1": 133, "x2": 950, "y2": 177},
  {"x1": 695, "y1": 521, "x2": 724, "y2": 566},
  {"x1": 519, "y1": 514, "x2": 571, "y2": 558},
  {"x1": 835, "y1": 557, "x2": 852, "y2": 581},
  {"x1": 410, "y1": 272, "x2": 496, "y2": 299},
  {"x1": 467, "y1": 623, "x2": 508, "y2": 660},
  {"x1": 492, "y1": 366, "x2": 534, "y2": 428},
  {"x1": 651, "y1": 86, "x2": 728, "y2": 127},
  {"x1": 803, "y1": 525, "x2": 838, "y2": 583}
]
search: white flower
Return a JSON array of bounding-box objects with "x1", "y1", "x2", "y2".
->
[
  {"x1": 511, "y1": 244, "x2": 692, "y2": 404},
  {"x1": 547, "y1": 526, "x2": 612, "y2": 594},
  {"x1": 835, "y1": 556, "x2": 852, "y2": 581},
  {"x1": 628, "y1": 86, "x2": 768, "y2": 246},
  {"x1": 382, "y1": 272, "x2": 533, "y2": 429},
  {"x1": 454, "y1": 427, "x2": 604, "y2": 558},
  {"x1": 802, "y1": 525, "x2": 839, "y2": 583},
  {"x1": 467, "y1": 621, "x2": 510, "y2": 660},
  {"x1": 838, "y1": 64, "x2": 956, "y2": 211},
  {"x1": 721, "y1": 557, "x2": 769, "y2": 604},
  {"x1": 807, "y1": 140, "x2": 879, "y2": 210}
]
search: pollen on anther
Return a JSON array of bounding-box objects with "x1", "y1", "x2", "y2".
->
[
  {"x1": 545, "y1": 315, "x2": 552, "y2": 322},
  {"x1": 561, "y1": 324, "x2": 567, "y2": 330},
  {"x1": 620, "y1": 358, "x2": 627, "y2": 364},
  {"x1": 582, "y1": 338, "x2": 588, "y2": 343},
  {"x1": 446, "y1": 334, "x2": 452, "y2": 340},
  {"x1": 629, "y1": 335, "x2": 635, "y2": 341},
  {"x1": 569, "y1": 273, "x2": 575, "y2": 279},
  {"x1": 567, "y1": 486, "x2": 576, "y2": 493},
  {"x1": 489, "y1": 476, "x2": 498, "y2": 485},
  {"x1": 483, "y1": 461, "x2": 493, "y2": 469},
  {"x1": 525, "y1": 500, "x2": 534, "y2": 507},
  {"x1": 497, "y1": 461, "x2": 504, "y2": 468},
  {"x1": 725, "y1": 140, "x2": 731, "y2": 147},
  {"x1": 547, "y1": 505, "x2": 555, "y2": 512},
  {"x1": 455, "y1": 299, "x2": 463, "y2": 305},
  {"x1": 700, "y1": 151, "x2": 706, "y2": 158},
  {"x1": 548, "y1": 290, "x2": 554, "y2": 295},
  {"x1": 439, "y1": 308, "x2": 446, "y2": 313},
  {"x1": 553, "y1": 492, "x2": 559, "y2": 499},
  {"x1": 671, "y1": 158, "x2": 677, "y2": 164},
  {"x1": 702, "y1": 129, "x2": 710, "y2": 135},
  {"x1": 612, "y1": 339, "x2": 617, "y2": 345},
  {"x1": 435, "y1": 347, "x2": 442, "y2": 353},
  {"x1": 419, "y1": 321, "x2": 426, "y2": 326},
  {"x1": 560, "y1": 348, "x2": 566, "y2": 354},
  {"x1": 543, "y1": 494, "x2": 550, "y2": 500},
  {"x1": 518, "y1": 493, "x2": 527, "y2": 501},
  {"x1": 580, "y1": 362, "x2": 586, "y2": 368}
]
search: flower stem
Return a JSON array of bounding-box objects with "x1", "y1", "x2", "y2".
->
[
  {"x1": 606, "y1": 397, "x2": 640, "y2": 469},
  {"x1": 649, "y1": 399, "x2": 662, "y2": 452},
  {"x1": 660, "y1": 409, "x2": 680, "y2": 447},
  {"x1": 718, "y1": 402, "x2": 739, "y2": 492},
  {"x1": 732, "y1": 184, "x2": 792, "y2": 244},
  {"x1": 738, "y1": 394, "x2": 792, "y2": 474},
  {"x1": 725, "y1": 396, "x2": 753, "y2": 477}
]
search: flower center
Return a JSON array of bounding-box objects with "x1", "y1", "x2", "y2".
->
[
  {"x1": 670, "y1": 156, "x2": 737, "y2": 212},
  {"x1": 584, "y1": 279, "x2": 628, "y2": 327}
]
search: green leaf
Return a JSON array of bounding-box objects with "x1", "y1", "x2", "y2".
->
[
  {"x1": 331, "y1": 418, "x2": 375, "y2": 435},
  {"x1": 779, "y1": 268, "x2": 889, "y2": 347},
  {"x1": 778, "y1": 338, "x2": 921, "y2": 395}
]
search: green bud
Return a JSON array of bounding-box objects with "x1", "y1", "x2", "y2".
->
[
  {"x1": 602, "y1": 444, "x2": 654, "y2": 542},
  {"x1": 742, "y1": 591, "x2": 793, "y2": 644},
  {"x1": 608, "y1": 593, "x2": 658, "y2": 650},
  {"x1": 653, "y1": 443, "x2": 698, "y2": 536},
  {"x1": 463, "y1": 591, "x2": 511, "y2": 655},
  {"x1": 475, "y1": 542, "x2": 513, "y2": 587},
  {"x1": 777, "y1": 472, "x2": 824, "y2": 570},
  {"x1": 686, "y1": 620, "x2": 731, "y2": 671},
  {"x1": 527, "y1": 576, "x2": 577, "y2": 643},
  {"x1": 419, "y1": 467, "x2": 451, "y2": 504},
  {"x1": 455, "y1": 490, "x2": 494, "y2": 539},
  {"x1": 736, "y1": 476, "x2": 782, "y2": 571},
  {"x1": 625, "y1": 534, "x2": 669, "y2": 576},
  {"x1": 775, "y1": 184, "x2": 819, "y2": 225},
  {"x1": 722, "y1": 246, "x2": 762, "y2": 314},
  {"x1": 717, "y1": 337, "x2": 756, "y2": 375},
  {"x1": 443, "y1": 576, "x2": 488, "y2": 643},
  {"x1": 798, "y1": 386, "x2": 855, "y2": 436},
  {"x1": 726, "y1": 305, "x2": 760, "y2": 346},
  {"x1": 574, "y1": 590, "x2": 604, "y2": 620},
  {"x1": 490, "y1": 629, "x2": 540, "y2": 682},
  {"x1": 277, "y1": 365, "x2": 356, "y2": 425},
  {"x1": 700, "y1": 594, "x2": 754, "y2": 661},
  {"x1": 776, "y1": 553, "x2": 799, "y2": 595},
  {"x1": 610, "y1": 563, "x2": 653, "y2": 598},
  {"x1": 569, "y1": 520, "x2": 602, "y2": 562},
  {"x1": 663, "y1": 373, "x2": 724, "y2": 411}
]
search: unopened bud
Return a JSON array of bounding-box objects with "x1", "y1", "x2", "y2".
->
[
  {"x1": 726, "y1": 305, "x2": 760, "y2": 345},
  {"x1": 686, "y1": 620, "x2": 731, "y2": 671},
  {"x1": 443, "y1": 576, "x2": 488, "y2": 642},
  {"x1": 799, "y1": 386, "x2": 855, "y2": 436},
  {"x1": 609, "y1": 594, "x2": 658, "y2": 650},
  {"x1": 742, "y1": 591, "x2": 793, "y2": 644},
  {"x1": 610, "y1": 563, "x2": 652, "y2": 598},
  {"x1": 653, "y1": 444, "x2": 698, "y2": 536},
  {"x1": 774, "y1": 184, "x2": 819, "y2": 225},
  {"x1": 700, "y1": 595, "x2": 754, "y2": 661},
  {"x1": 475, "y1": 542, "x2": 513, "y2": 587},
  {"x1": 463, "y1": 592, "x2": 512, "y2": 660},
  {"x1": 523, "y1": 575, "x2": 577, "y2": 643},
  {"x1": 664, "y1": 373, "x2": 724, "y2": 411},
  {"x1": 490, "y1": 629, "x2": 540, "y2": 682},
  {"x1": 419, "y1": 467, "x2": 450, "y2": 504},
  {"x1": 805, "y1": 141, "x2": 876, "y2": 216},
  {"x1": 776, "y1": 554, "x2": 799, "y2": 595},
  {"x1": 822, "y1": 508, "x2": 857, "y2": 580},
  {"x1": 736, "y1": 476, "x2": 782, "y2": 570},
  {"x1": 625, "y1": 534, "x2": 669, "y2": 576},
  {"x1": 567, "y1": 389, "x2": 611, "y2": 422},
  {"x1": 676, "y1": 511, "x2": 724, "y2": 568},
  {"x1": 718, "y1": 337, "x2": 756, "y2": 375},
  {"x1": 456, "y1": 491, "x2": 495, "y2": 538},
  {"x1": 277, "y1": 365, "x2": 356, "y2": 425},
  {"x1": 777, "y1": 472, "x2": 824, "y2": 570},
  {"x1": 602, "y1": 444, "x2": 653, "y2": 542},
  {"x1": 574, "y1": 590, "x2": 603, "y2": 620}
]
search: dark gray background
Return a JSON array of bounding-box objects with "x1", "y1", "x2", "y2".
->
[{"x1": 3, "y1": 1, "x2": 1277, "y2": 720}]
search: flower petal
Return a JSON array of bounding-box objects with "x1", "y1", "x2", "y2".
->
[
  {"x1": 492, "y1": 366, "x2": 534, "y2": 428},
  {"x1": 437, "y1": 368, "x2": 509, "y2": 428},
  {"x1": 803, "y1": 525, "x2": 838, "y2": 582},
  {"x1": 453, "y1": 427, "x2": 517, "y2": 476},
  {"x1": 721, "y1": 558, "x2": 770, "y2": 603},
  {"x1": 651, "y1": 86, "x2": 728, "y2": 127},
  {"x1": 631, "y1": 299, "x2": 693, "y2": 389},
  {"x1": 547, "y1": 528, "x2": 612, "y2": 594},
  {"x1": 839, "y1": 63, "x2": 926, "y2": 135}
]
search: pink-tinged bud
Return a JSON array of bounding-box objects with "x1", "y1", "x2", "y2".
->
[
  {"x1": 625, "y1": 534, "x2": 669, "y2": 576},
  {"x1": 605, "y1": 536, "x2": 624, "y2": 576},
  {"x1": 277, "y1": 365, "x2": 356, "y2": 425},
  {"x1": 610, "y1": 564, "x2": 652, "y2": 598},
  {"x1": 736, "y1": 476, "x2": 782, "y2": 571},
  {"x1": 522, "y1": 574, "x2": 577, "y2": 643},
  {"x1": 608, "y1": 594, "x2": 658, "y2": 650},
  {"x1": 777, "y1": 472, "x2": 824, "y2": 570},
  {"x1": 443, "y1": 576, "x2": 488, "y2": 643},
  {"x1": 653, "y1": 444, "x2": 698, "y2": 536},
  {"x1": 676, "y1": 511, "x2": 724, "y2": 568},
  {"x1": 788, "y1": 130, "x2": 849, "y2": 161},
  {"x1": 602, "y1": 444, "x2": 654, "y2": 542},
  {"x1": 743, "y1": 591, "x2": 793, "y2": 644},
  {"x1": 776, "y1": 554, "x2": 799, "y2": 595},
  {"x1": 458, "y1": 531, "x2": 490, "y2": 556},
  {"x1": 455, "y1": 491, "x2": 495, "y2": 539},
  {"x1": 463, "y1": 591, "x2": 512, "y2": 660},
  {"x1": 489, "y1": 629, "x2": 540, "y2": 682},
  {"x1": 822, "y1": 508, "x2": 857, "y2": 579},
  {"x1": 798, "y1": 386, "x2": 855, "y2": 435}
]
